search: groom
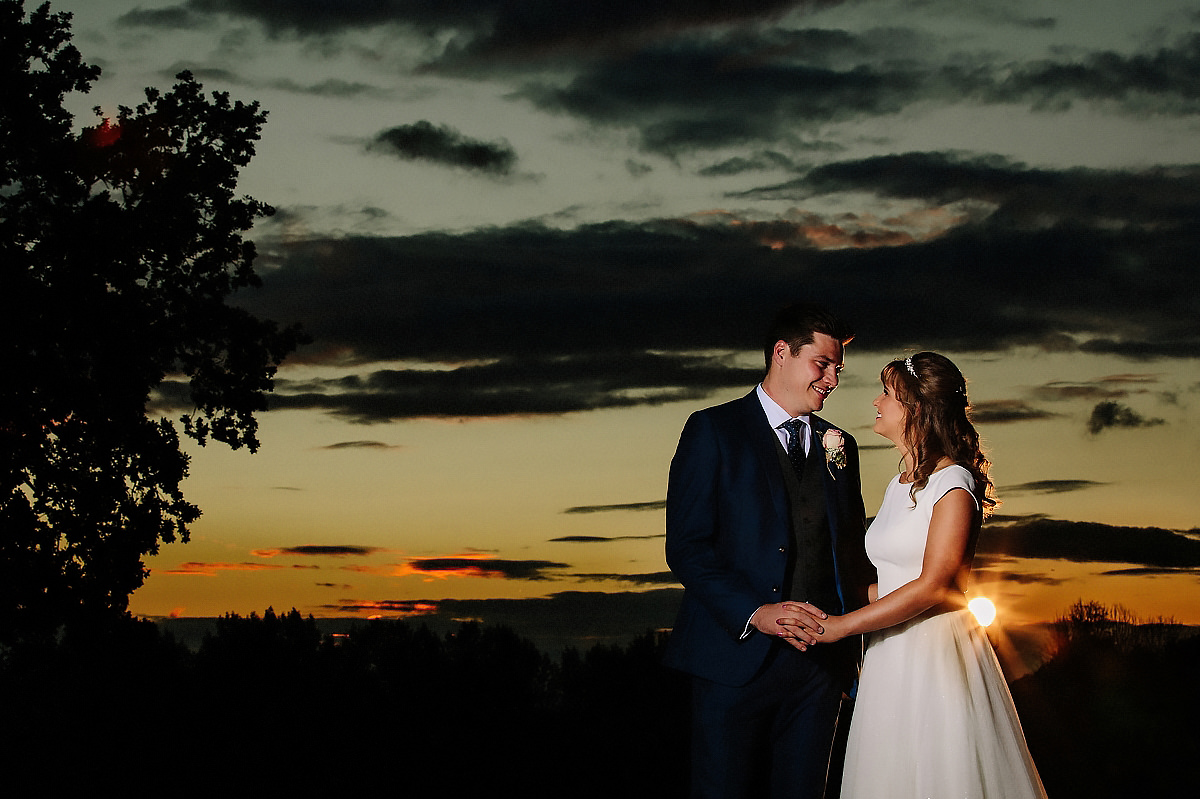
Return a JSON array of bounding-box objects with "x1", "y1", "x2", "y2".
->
[{"x1": 664, "y1": 303, "x2": 873, "y2": 799}]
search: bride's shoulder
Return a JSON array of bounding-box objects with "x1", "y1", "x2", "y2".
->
[{"x1": 929, "y1": 462, "x2": 975, "y2": 489}]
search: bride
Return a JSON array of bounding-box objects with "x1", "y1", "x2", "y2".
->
[{"x1": 811, "y1": 352, "x2": 1047, "y2": 799}]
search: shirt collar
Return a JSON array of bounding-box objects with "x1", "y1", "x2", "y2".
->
[{"x1": 756, "y1": 384, "x2": 811, "y2": 430}]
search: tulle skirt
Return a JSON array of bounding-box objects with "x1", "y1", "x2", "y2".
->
[{"x1": 839, "y1": 609, "x2": 1047, "y2": 799}]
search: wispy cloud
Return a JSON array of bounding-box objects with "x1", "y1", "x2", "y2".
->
[
  {"x1": 571, "y1": 571, "x2": 678, "y2": 585},
  {"x1": 549, "y1": 533, "x2": 664, "y2": 543},
  {"x1": 562, "y1": 500, "x2": 666, "y2": 514},
  {"x1": 319, "y1": 441, "x2": 400, "y2": 450},
  {"x1": 162, "y1": 561, "x2": 287, "y2": 576},
  {"x1": 1003, "y1": 480, "x2": 1106, "y2": 496},
  {"x1": 1099, "y1": 566, "x2": 1200, "y2": 577}
]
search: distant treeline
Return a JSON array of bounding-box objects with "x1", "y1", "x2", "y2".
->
[{"x1": 0, "y1": 603, "x2": 1194, "y2": 796}]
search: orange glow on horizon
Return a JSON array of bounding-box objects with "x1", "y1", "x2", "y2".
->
[{"x1": 162, "y1": 561, "x2": 286, "y2": 576}]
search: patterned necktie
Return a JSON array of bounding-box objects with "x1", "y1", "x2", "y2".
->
[{"x1": 780, "y1": 418, "x2": 807, "y2": 479}]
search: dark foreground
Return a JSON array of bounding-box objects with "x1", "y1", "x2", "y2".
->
[{"x1": 1, "y1": 607, "x2": 1195, "y2": 797}]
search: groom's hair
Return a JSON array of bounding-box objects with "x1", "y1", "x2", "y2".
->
[{"x1": 763, "y1": 303, "x2": 854, "y2": 369}]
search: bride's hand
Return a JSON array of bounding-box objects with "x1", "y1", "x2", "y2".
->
[
  {"x1": 811, "y1": 614, "x2": 850, "y2": 644},
  {"x1": 752, "y1": 601, "x2": 827, "y2": 651}
]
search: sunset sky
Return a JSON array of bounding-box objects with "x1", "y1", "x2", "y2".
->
[{"x1": 49, "y1": 0, "x2": 1200, "y2": 633}]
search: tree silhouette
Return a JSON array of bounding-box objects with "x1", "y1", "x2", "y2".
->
[{"x1": 0, "y1": 1, "x2": 300, "y2": 646}]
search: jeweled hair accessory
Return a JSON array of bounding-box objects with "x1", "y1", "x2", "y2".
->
[{"x1": 904, "y1": 356, "x2": 917, "y2": 378}]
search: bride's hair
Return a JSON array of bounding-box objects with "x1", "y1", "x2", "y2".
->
[{"x1": 881, "y1": 352, "x2": 997, "y2": 517}]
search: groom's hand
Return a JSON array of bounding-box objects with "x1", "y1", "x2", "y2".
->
[{"x1": 750, "y1": 602, "x2": 828, "y2": 651}]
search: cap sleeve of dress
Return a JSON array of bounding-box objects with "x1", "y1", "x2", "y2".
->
[{"x1": 929, "y1": 464, "x2": 981, "y2": 511}]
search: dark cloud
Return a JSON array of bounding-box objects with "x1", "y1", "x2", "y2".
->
[
  {"x1": 367, "y1": 121, "x2": 517, "y2": 175},
  {"x1": 745, "y1": 152, "x2": 1200, "y2": 229},
  {"x1": 177, "y1": 1, "x2": 838, "y2": 53},
  {"x1": 319, "y1": 440, "x2": 399, "y2": 450},
  {"x1": 228, "y1": 150, "x2": 1200, "y2": 420},
  {"x1": 438, "y1": 1, "x2": 844, "y2": 67},
  {"x1": 521, "y1": 36, "x2": 921, "y2": 155},
  {"x1": 992, "y1": 34, "x2": 1200, "y2": 114},
  {"x1": 1086, "y1": 401, "x2": 1166, "y2": 434},
  {"x1": 1099, "y1": 566, "x2": 1200, "y2": 577},
  {"x1": 262, "y1": 351, "x2": 755, "y2": 421},
  {"x1": 979, "y1": 518, "x2": 1200, "y2": 569},
  {"x1": 970, "y1": 401, "x2": 1058, "y2": 424},
  {"x1": 572, "y1": 571, "x2": 678, "y2": 585},
  {"x1": 549, "y1": 534, "x2": 664, "y2": 543},
  {"x1": 141, "y1": 8, "x2": 1200, "y2": 158},
  {"x1": 517, "y1": 30, "x2": 1200, "y2": 155},
  {"x1": 1003, "y1": 480, "x2": 1106, "y2": 496},
  {"x1": 563, "y1": 500, "x2": 666, "y2": 514},
  {"x1": 405, "y1": 557, "x2": 571, "y2": 580},
  {"x1": 254, "y1": 545, "x2": 383, "y2": 557}
]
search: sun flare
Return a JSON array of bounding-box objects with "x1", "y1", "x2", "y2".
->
[{"x1": 968, "y1": 597, "x2": 997, "y2": 627}]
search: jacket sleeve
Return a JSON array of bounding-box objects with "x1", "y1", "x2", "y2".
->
[{"x1": 665, "y1": 410, "x2": 764, "y2": 639}]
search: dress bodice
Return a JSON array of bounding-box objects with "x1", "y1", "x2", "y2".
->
[{"x1": 866, "y1": 464, "x2": 979, "y2": 598}]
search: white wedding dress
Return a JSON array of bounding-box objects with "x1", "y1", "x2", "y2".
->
[{"x1": 839, "y1": 465, "x2": 1047, "y2": 799}]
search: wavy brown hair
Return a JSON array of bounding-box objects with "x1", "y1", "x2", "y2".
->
[{"x1": 882, "y1": 352, "x2": 997, "y2": 517}]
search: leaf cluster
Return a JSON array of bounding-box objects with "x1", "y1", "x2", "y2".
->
[{"x1": 0, "y1": 2, "x2": 301, "y2": 645}]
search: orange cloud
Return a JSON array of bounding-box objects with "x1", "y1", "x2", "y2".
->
[
  {"x1": 326, "y1": 599, "x2": 441, "y2": 617},
  {"x1": 162, "y1": 562, "x2": 287, "y2": 576}
]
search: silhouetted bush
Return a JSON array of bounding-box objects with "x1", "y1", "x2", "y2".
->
[
  {"x1": 1014, "y1": 602, "x2": 1198, "y2": 798},
  {"x1": 1, "y1": 606, "x2": 1193, "y2": 796}
]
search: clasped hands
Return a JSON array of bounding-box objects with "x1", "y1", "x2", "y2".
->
[{"x1": 750, "y1": 602, "x2": 848, "y2": 651}]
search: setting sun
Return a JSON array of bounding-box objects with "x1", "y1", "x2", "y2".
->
[{"x1": 969, "y1": 597, "x2": 997, "y2": 627}]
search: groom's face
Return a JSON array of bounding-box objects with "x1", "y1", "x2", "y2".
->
[{"x1": 769, "y1": 332, "x2": 844, "y2": 417}]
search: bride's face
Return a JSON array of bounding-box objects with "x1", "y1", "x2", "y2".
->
[{"x1": 872, "y1": 379, "x2": 907, "y2": 447}]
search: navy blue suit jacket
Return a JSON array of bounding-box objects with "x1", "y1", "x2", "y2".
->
[{"x1": 663, "y1": 391, "x2": 873, "y2": 687}]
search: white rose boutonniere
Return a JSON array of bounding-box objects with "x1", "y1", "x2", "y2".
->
[{"x1": 823, "y1": 428, "x2": 846, "y2": 478}]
